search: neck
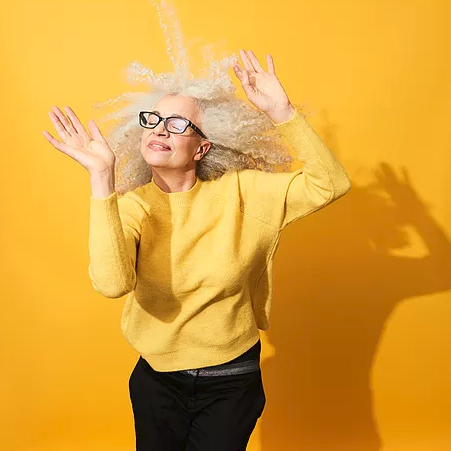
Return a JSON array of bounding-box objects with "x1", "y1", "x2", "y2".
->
[{"x1": 150, "y1": 168, "x2": 197, "y2": 193}]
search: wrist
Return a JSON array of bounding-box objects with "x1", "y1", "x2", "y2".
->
[
  {"x1": 266, "y1": 104, "x2": 296, "y2": 125},
  {"x1": 90, "y1": 170, "x2": 115, "y2": 199}
]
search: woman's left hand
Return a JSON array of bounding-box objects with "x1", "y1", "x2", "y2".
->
[{"x1": 233, "y1": 49, "x2": 295, "y2": 124}]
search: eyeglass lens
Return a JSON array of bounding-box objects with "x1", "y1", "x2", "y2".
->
[{"x1": 141, "y1": 112, "x2": 188, "y2": 133}]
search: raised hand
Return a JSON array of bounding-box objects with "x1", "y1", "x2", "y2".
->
[
  {"x1": 43, "y1": 106, "x2": 115, "y2": 176},
  {"x1": 373, "y1": 163, "x2": 428, "y2": 218},
  {"x1": 232, "y1": 49, "x2": 295, "y2": 123}
]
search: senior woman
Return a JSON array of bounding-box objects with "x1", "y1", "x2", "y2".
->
[{"x1": 43, "y1": 49, "x2": 351, "y2": 450}]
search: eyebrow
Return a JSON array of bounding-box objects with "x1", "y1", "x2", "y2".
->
[{"x1": 152, "y1": 110, "x2": 188, "y2": 120}]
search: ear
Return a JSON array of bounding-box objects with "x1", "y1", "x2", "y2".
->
[{"x1": 194, "y1": 141, "x2": 212, "y2": 161}]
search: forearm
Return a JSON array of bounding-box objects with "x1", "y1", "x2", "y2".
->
[
  {"x1": 88, "y1": 190, "x2": 138, "y2": 298},
  {"x1": 274, "y1": 108, "x2": 352, "y2": 201},
  {"x1": 410, "y1": 209, "x2": 451, "y2": 258}
]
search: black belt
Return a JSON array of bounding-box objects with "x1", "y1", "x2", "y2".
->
[{"x1": 178, "y1": 358, "x2": 260, "y2": 377}]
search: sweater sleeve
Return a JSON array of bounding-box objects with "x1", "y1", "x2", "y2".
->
[
  {"x1": 237, "y1": 108, "x2": 352, "y2": 229},
  {"x1": 88, "y1": 190, "x2": 146, "y2": 298}
]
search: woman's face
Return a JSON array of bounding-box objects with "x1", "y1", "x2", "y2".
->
[{"x1": 140, "y1": 94, "x2": 211, "y2": 171}]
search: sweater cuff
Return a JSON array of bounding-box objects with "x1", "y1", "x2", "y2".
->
[
  {"x1": 272, "y1": 108, "x2": 299, "y2": 127},
  {"x1": 90, "y1": 191, "x2": 118, "y2": 202}
]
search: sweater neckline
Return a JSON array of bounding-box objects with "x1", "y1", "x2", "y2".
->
[{"x1": 148, "y1": 176, "x2": 201, "y2": 208}]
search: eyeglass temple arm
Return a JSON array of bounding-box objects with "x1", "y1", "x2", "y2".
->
[{"x1": 189, "y1": 122, "x2": 207, "y2": 139}]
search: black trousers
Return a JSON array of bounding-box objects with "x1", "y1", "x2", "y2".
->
[{"x1": 128, "y1": 339, "x2": 266, "y2": 451}]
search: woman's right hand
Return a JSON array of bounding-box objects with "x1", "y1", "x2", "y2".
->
[{"x1": 43, "y1": 105, "x2": 115, "y2": 176}]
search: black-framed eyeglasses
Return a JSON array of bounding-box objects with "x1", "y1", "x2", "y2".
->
[{"x1": 139, "y1": 111, "x2": 207, "y2": 139}]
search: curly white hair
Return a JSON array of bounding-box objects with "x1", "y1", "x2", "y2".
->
[{"x1": 91, "y1": 0, "x2": 312, "y2": 194}]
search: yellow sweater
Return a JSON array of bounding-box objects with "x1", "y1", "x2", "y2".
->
[{"x1": 88, "y1": 108, "x2": 351, "y2": 371}]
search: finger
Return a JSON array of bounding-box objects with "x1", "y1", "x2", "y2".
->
[
  {"x1": 240, "y1": 70, "x2": 254, "y2": 98},
  {"x1": 64, "y1": 106, "x2": 91, "y2": 139},
  {"x1": 236, "y1": 64, "x2": 251, "y2": 87},
  {"x1": 233, "y1": 63, "x2": 249, "y2": 85},
  {"x1": 401, "y1": 166, "x2": 411, "y2": 185},
  {"x1": 233, "y1": 63, "x2": 253, "y2": 96},
  {"x1": 247, "y1": 50, "x2": 264, "y2": 73},
  {"x1": 51, "y1": 106, "x2": 77, "y2": 136},
  {"x1": 48, "y1": 110, "x2": 71, "y2": 142},
  {"x1": 379, "y1": 162, "x2": 392, "y2": 178},
  {"x1": 242, "y1": 68, "x2": 251, "y2": 87},
  {"x1": 233, "y1": 63, "x2": 245, "y2": 82},
  {"x1": 87, "y1": 119, "x2": 107, "y2": 144},
  {"x1": 373, "y1": 168, "x2": 383, "y2": 181},
  {"x1": 267, "y1": 54, "x2": 275, "y2": 75},
  {"x1": 232, "y1": 63, "x2": 242, "y2": 80},
  {"x1": 239, "y1": 49, "x2": 254, "y2": 73},
  {"x1": 382, "y1": 163, "x2": 396, "y2": 182},
  {"x1": 43, "y1": 130, "x2": 80, "y2": 160}
]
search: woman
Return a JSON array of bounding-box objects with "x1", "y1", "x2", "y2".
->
[{"x1": 43, "y1": 48, "x2": 351, "y2": 450}]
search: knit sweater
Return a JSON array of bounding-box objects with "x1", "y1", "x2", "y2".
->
[{"x1": 88, "y1": 108, "x2": 351, "y2": 371}]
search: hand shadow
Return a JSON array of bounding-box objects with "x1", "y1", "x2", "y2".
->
[{"x1": 259, "y1": 162, "x2": 451, "y2": 451}]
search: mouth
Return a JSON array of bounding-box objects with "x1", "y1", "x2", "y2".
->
[{"x1": 148, "y1": 141, "x2": 172, "y2": 152}]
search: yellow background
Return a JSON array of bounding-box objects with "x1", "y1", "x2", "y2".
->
[{"x1": 2, "y1": 0, "x2": 450, "y2": 450}]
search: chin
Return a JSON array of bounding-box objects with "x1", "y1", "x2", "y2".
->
[
  {"x1": 144, "y1": 157, "x2": 170, "y2": 168},
  {"x1": 141, "y1": 147, "x2": 169, "y2": 165}
]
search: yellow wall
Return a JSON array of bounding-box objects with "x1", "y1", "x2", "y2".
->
[{"x1": 2, "y1": 0, "x2": 450, "y2": 450}]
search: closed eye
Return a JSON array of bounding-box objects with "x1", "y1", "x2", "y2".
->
[{"x1": 152, "y1": 110, "x2": 188, "y2": 121}]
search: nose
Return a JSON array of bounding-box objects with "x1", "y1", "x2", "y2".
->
[{"x1": 152, "y1": 119, "x2": 170, "y2": 136}]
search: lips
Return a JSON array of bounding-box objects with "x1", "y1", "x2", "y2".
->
[{"x1": 148, "y1": 140, "x2": 172, "y2": 151}]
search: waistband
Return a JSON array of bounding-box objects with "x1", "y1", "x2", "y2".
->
[{"x1": 178, "y1": 357, "x2": 260, "y2": 377}]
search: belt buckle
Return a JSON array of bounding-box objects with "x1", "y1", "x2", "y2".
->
[{"x1": 181, "y1": 369, "x2": 198, "y2": 377}]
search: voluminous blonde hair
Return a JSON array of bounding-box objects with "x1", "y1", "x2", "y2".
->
[{"x1": 92, "y1": 0, "x2": 312, "y2": 195}]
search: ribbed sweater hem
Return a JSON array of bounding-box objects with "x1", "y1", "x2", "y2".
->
[{"x1": 139, "y1": 326, "x2": 261, "y2": 372}]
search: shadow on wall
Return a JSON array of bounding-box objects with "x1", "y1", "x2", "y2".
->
[{"x1": 259, "y1": 118, "x2": 451, "y2": 451}]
